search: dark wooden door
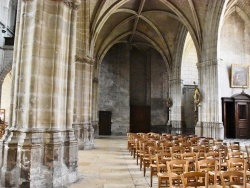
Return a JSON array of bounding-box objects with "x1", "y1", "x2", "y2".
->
[
  {"x1": 225, "y1": 101, "x2": 235, "y2": 138},
  {"x1": 235, "y1": 102, "x2": 249, "y2": 138},
  {"x1": 130, "y1": 106, "x2": 151, "y2": 133},
  {"x1": 99, "y1": 111, "x2": 111, "y2": 135}
]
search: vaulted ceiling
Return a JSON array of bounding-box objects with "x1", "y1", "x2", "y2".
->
[
  {"x1": 90, "y1": 0, "x2": 208, "y2": 68},
  {"x1": 88, "y1": 0, "x2": 250, "y2": 68}
]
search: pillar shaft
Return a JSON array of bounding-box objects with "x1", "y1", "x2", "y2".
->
[
  {"x1": 195, "y1": 59, "x2": 224, "y2": 139},
  {"x1": 0, "y1": 0, "x2": 79, "y2": 187},
  {"x1": 73, "y1": 57, "x2": 94, "y2": 150},
  {"x1": 169, "y1": 78, "x2": 184, "y2": 130}
]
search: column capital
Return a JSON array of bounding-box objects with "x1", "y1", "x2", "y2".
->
[
  {"x1": 63, "y1": 0, "x2": 81, "y2": 10},
  {"x1": 75, "y1": 55, "x2": 94, "y2": 65},
  {"x1": 169, "y1": 78, "x2": 183, "y2": 85},
  {"x1": 196, "y1": 59, "x2": 222, "y2": 69}
]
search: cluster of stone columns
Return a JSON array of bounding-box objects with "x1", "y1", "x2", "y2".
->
[
  {"x1": 195, "y1": 59, "x2": 224, "y2": 139},
  {"x1": 73, "y1": 56, "x2": 94, "y2": 150},
  {"x1": 0, "y1": 0, "x2": 81, "y2": 187}
]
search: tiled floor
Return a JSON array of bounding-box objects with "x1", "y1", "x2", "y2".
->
[
  {"x1": 69, "y1": 137, "x2": 250, "y2": 188},
  {"x1": 69, "y1": 136, "x2": 156, "y2": 188}
]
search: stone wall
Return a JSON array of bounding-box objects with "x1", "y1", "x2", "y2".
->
[
  {"x1": 219, "y1": 10, "x2": 250, "y2": 97},
  {"x1": 98, "y1": 44, "x2": 169, "y2": 135},
  {"x1": 98, "y1": 43, "x2": 130, "y2": 135},
  {"x1": 181, "y1": 33, "x2": 198, "y2": 86},
  {"x1": 130, "y1": 47, "x2": 149, "y2": 106},
  {"x1": 150, "y1": 49, "x2": 168, "y2": 131}
]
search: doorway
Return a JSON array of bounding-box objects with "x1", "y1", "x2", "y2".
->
[
  {"x1": 99, "y1": 111, "x2": 111, "y2": 135},
  {"x1": 130, "y1": 106, "x2": 151, "y2": 133},
  {"x1": 222, "y1": 93, "x2": 250, "y2": 139}
]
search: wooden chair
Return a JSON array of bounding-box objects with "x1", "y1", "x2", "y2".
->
[
  {"x1": 228, "y1": 151, "x2": 244, "y2": 159},
  {"x1": 155, "y1": 153, "x2": 170, "y2": 188},
  {"x1": 181, "y1": 171, "x2": 207, "y2": 188},
  {"x1": 167, "y1": 159, "x2": 189, "y2": 187},
  {"x1": 213, "y1": 139, "x2": 223, "y2": 146},
  {"x1": 182, "y1": 152, "x2": 197, "y2": 171},
  {"x1": 229, "y1": 142, "x2": 241, "y2": 152},
  {"x1": 171, "y1": 146, "x2": 184, "y2": 160},
  {"x1": 245, "y1": 145, "x2": 250, "y2": 170},
  {"x1": 148, "y1": 146, "x2": 163, "y2": 187},
  {"x1": 213, "y1": 144, "x2": 228, "y2": 170},
  {"x1": 127, "y1": 133, "x2": 136, "y2": 155},
  {"x1": 197, "y1": 159, "x2": 218, "y2": 185},
  {"x1": 142, "y1": 142, "x2": 154, "y2": 175},
  {"x1": 205, "y1": 151, "x2": 219, "y2": 160},
  {"x1": 220, "y1": 171, "x2": 245, "y2": 188},
  {"x1": 160, "y1": 141, "x2": 172, "y2": 152},
  {"x1": 189, "y1": 137, "x2": 199, "y2": 146},
  {"x1": 227, "y1": 158, "x2": 245, "y2": 172},
  {"x1": 180, "y1": 142, "x2": 192, "y2": 153}
]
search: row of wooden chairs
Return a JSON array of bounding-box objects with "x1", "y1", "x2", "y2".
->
[{"x1": 127, "y1": 132, "x2": 250, "y2": 187}]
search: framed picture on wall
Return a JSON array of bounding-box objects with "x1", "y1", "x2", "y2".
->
[{"x1": 231, "y1": 64, "x2": 249, "y2": 88}]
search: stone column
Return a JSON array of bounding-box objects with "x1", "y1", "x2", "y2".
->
[
  {"x1": 0, "y1": 0, "x2": 79, "y2": 187},
  {"x1": 195, "y1": 59, "x2": 224, "y2": 139},
  {"x1": 169, "y1": 78, "x2": 185, "y2": 133},
  {"x1": 73, "y1": 56, "x2": 94, "y2": 150},
  {"x1": 91, "y1": 76, "x2": 99, "y2": 137}
]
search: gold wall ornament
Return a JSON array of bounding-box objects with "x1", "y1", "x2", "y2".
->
[
  {"x1": 193, "y1": 87, "x2": 201, "y2": 106},
  {"x1": 166, "y1": 96, "x2": 172, "y2": 108}
]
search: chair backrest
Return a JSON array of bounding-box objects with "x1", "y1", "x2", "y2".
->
[
  {"x1": 155, "y1": 152, "x2": 168, "y2": 174},
  {"x1": 171, "y1": 146, "x2": 184, "y2": 159},
  {"x1": 220, "y1": 171, "x2": 245, "y2": 187},
  {"x1": 181, "y1": 171, "x2": 207, "y2": 188},
  {"x1": 182, "y1": 152, "x2": 197, "y2": 171},
  {"x1": 160, "y1": 141, "x2": 172, "y2": 152},
  {"x1": 245, "y1": 145, "x2": 250, "y2": 170},
  {"x1": 227, "y1": 158, "x2": 246, "y2": 171},
  {"x1": 227, "y1": 151, "x2": 244, "y2": 159},
  {"x1": 229, "y1": 142, "x2": 240, "y2": 152},
  {"x1": 197, "y1": 159, "x2": 218, "y2": 172},
  {"x1": 213, "y1": 144, "x2": 228, "y2": 166},
  {"x1": 205, "y1": 151, "x2": 219, "y2": 160},
  {"x1": 148, "y1": 146, "x2": 163, "y2": 164},
  {"x1": 167, "y1": 159, "x2": 189, "y2": 175}
]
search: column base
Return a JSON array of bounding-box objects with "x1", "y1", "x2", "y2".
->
[
  {"x1": 0, "y1": 128, "x2": 78, "y2": 188},
  {"x1": 73, "y1": 123, "x2": 94, "y2": 150},
  {"x1": 83, "y1": 123, "x2": 94, "y2": 150},
  {"x1": 169, "y1": 120, "x2": 190, "y2": 135},
  {"x1": 195, "y1": 121, "x2": 224, "y2": 139}
]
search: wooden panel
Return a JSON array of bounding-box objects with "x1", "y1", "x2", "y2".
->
[
  {"x1": 130, "y1": 106, "x2": 151, "y2": 133},
  {"x1": 236, "y1": 103, "x2": 249, "y2": 138},
  {"x1": 99, "y1": 111, "x2": 111, "y2": 135}
]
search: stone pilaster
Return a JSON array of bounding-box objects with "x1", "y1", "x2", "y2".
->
[
  {"x1": 0, "y1": 0, "x2": 79, "y2": 187},
  {"x1": 195, "y1": 59, "x2": 224, "y2": 139},
  {"x1": 92, "y1": 77, "x2": 99, "y2": 137},
  {"x1": 73, "y1": 56, "x2": 94, "y2": 149},
  {"x1": 168, "y1": 78, "x2": 185, "y2": 130}
]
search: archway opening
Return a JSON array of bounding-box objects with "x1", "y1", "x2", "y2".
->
[
  {"x1": 98, "y1": 43, "x2": 168, "y2": 135},
  {"x1": 181, "y1": 32, "x2": 198, "y2": 134}
]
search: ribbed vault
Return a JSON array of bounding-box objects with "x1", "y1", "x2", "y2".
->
[{"x1": 89, "y1": 0, "x2": 207, "y2": 70}]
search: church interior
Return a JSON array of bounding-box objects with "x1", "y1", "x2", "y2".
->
[{"x1": 1, "y1": 0, "x2": 250, "y2": 187}]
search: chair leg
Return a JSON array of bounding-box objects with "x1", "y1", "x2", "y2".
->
[
  {"x1": 158, "y1": 177, "x2": 161, "y2": 188},
  {"x1": 150, "y1": 168, "x2": 153, "y2": 187},
  {"x1": 144, "y1": 165, "x2": 146, "y2": 176},
  {"x1": 140, "y1": 157, "x2": 142, "y2": 170}
]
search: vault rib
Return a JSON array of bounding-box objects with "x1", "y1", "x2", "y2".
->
[{"x1": 129, "y1": 0, "x2": 146, "y2": 42}]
